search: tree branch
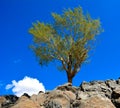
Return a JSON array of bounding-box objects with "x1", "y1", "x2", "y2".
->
[
  {"x1": 61, "y1": 59, "x2": 68, "y2": 72},
  {"x1": 71, "y1": 62, "x2": 81, "y2": 78}
]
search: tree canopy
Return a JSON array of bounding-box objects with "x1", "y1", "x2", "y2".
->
[{"x1": 29, "y1": 7, "x2": 102, "y2": 84}]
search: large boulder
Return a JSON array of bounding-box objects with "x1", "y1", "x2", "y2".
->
[
  {"x1": 0, "y1": 95, "x2": 18, "y2": 108},
  {"x1": 112, "y1": 87, "x2": 120, "y2": 107},
  {"x1": 72, "y1": 95, "x2": 115, "y2": 108},
  {"x1": 80, "y1": 80, "x2": 112, "y2": 98},
  {"x1": 11, "y1": 96, "x2": 40, "y2": 108},
  {"x1": 0, "y1": 96, "x2": 6, "y2": 107},
  {"x1": 42, "y1": 90, "x2": 72, "y2": 108}
]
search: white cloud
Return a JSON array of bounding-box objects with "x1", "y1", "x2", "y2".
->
[
  {"x1": 6, "y1": 76, "x2": 45, "y2": 97},
  {"x1": 6, "y1": 84, "x2": 14, "y2": 89}
]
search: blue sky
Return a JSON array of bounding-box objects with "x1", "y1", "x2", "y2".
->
[{"x1": 0, "y1": 0, "x2": 120, "y2": 95}]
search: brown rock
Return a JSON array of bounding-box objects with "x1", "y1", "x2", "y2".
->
[
  {"x1": 31, "y1": 90, "x2": 74, "y2": 108},
  {"x1": 4, "y1": 78, "x2": 120, "y2": 108},
  {"x1": 0, "y1": 96, "x2": 6, "y2": 107},
  {"x1": 35, "y1": 93, "x2": 47, "y2": 107},
  {"x1": 11, "y1": 96, "x2": 40, "y2": 108},
  {"x1": 44, "y1": 90, "x2": 71, "y2": 108},
  {"x1": 63, "y1": 91, "x2": 76, "y2": 100},
  {"x1": 56, "y1": 85, "x2": 77, "y2": 93},
  {"x1": 79, "y1": 95, "x2": 115, "y2": 108}
]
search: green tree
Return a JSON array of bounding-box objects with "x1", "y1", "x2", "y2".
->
[{"x1": 29, "y1": 7, "x2": 102, "y2": 84}]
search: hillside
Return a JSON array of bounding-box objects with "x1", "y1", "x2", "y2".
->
[{"x1": 1, "y1": 78, "x2": 120, "y2": 108}]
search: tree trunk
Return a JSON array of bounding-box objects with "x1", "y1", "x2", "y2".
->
[
  {"x1": 68, "y1": 77, "x2": 72, "y2": 83},
  {"x1": 67, "y1": 73, "x2": 73, "y2": 84}
]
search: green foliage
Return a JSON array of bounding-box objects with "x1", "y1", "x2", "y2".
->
[{"x1": 29, "y1": 6, "x2": 102, "y2": 83}]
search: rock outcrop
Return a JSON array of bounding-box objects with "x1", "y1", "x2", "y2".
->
[{"x1": 1, "y1": 78, "x2": 120, "y2": 108}]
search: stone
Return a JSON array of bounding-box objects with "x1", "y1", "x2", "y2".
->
[
  {"x1": 56, "y1": 85, "x2": 77, "y2": 94},
  {"x1": 3, "y1": 78, "x2": 120, "y2": 108},
  {"x1": 11, "y1": 96, "x2": 40, "y2": 108},
  {"x1": 76, "y1": 91, "x2": 88, "y2": 100},
  {"x1": 45, "y1": 100, "x2": 62, "y2": 108},
  {"x1": 35, "y1": 93, "x2": 47, "y2": 107},
  {"x1": 43, "y1": 90, "x2": 71, "y2": 108},
  {"x1": 112, "y1": 88, "x2": 120, "y2": 107},
  {"x1": 0, "y1": 95, "x2": 18, "y2": 108},
  {"x1": 0, "y1": 96, "x2": 6, "y2": 107},
  {"x1": 30, "y1": 94, "x2": 37, "y2": 101},
  {"x1": 112, "y1": 88, "x2": 120, "y2": 99},
  {"x1": 63, "y1": 91, "x2": 76, "y2": 100},
  {"x1": 78, "y1": 95, "x2": 115, "y2": 108},
  {"x1": 105, "y1": 79, "x2": 119, "y2": 89},
  {"x1": 116, "y1": 78, "x2": 120, "y2": 84},
  {"x1": 80, "y1": 80, "x2": 112, "y2": 98},
  {"x1": 22, "y1": 93, "x2": 30, "y2": 98},
  {"x1": 72, "y1": 100, "x2": 81, "y2": 108}
]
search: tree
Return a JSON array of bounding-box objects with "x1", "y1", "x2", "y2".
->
[{"x1": 29, "y1": 7, "x2": 102, "y2": 84}]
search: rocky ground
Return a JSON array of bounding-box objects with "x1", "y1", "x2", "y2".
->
[{"x1": 1, "y1": 78, "x2": 120, "y2": 108}]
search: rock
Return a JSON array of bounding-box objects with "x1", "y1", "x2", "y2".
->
[
  {"x1": 112, "y1": 88, "x2": 120, "y2": 107},
  {"x1": 0, "y1": 95, "x2": 18, "y2": 108},
  {"x1": 3, "y1": 78, "x2": 120, "y2": 108},
  {"x1": 62, "y1": 82, "x2": 72, "y2": 86},
  {"x1": 105, "y1": 79, "x2": 119, "y2": 89},
  {"x1": 116, "y1": 78, "x2": 120, "y2": 84},
  {"x1": 72, "y1": 100, "x2": 81, "y2": 108},
  {"x1": 76, "y1": 91, "x2": 89, "y2": 100},
  {"x1": 0, "y1": 97, "x2": 6, "y2": 107},
  {"x1": 56, "y1": 85, "x2": 77, "y2": 94},
  {"x1": 34, "y1": 92, "x2": 47, "y2": 107},
  {"x1": 80, "y1": 80, "x2": 109, "y2": 92},
  {"x1": 80, "y1": 80, "x2": 112, "y2": 98},
  {"x1": 11, "y1": 96, "x2": 40, "y2": 108},
  {"x1": 45, "y1": 100, "x2": 62, "y2": 108},
  {"x1": 112, "y1": 88, "x2": 120, "y2": 99},
  {"x1": 38, "y1": 91, "x2": 44, "y2": 94},
  {"x1": 32, "y1": 89, "x2": 74, "y2": 108},
  {"x1": 63, "y1": 91, "x2": 76, "y2": 100},
  {"x1": 22, "y1": 93, "x2": 30, "y2": 98},
  {"x1": 30, "y1": 94, "x2": 37, "y2": 101},
  {"x1": 43, "y1": 90, "x2": 71, "y2": 108},
  {"x1": 76, "y1": 95, "x2": 115, "y2": 108}
]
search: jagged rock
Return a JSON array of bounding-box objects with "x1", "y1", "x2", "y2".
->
[
  {"x1": 116, "y1": 78, "x2": 120, "y2": 84},
  {"x1": 64, "y1": 91, "x2": 76, "y2": 100},
  {"x1": 45, "y1": 100, "x2": 62, "y2": 108},
  {"x1": 11, "y1": 96, "x2": 40, "y2": 108},
  {"x1": 30, "y1": 94, "x2": 37, "y2": 101},
  {"x1": 56, "y1": 85, "x2": 77, "y2": 93},
  {"x1": 31, "y1": 90, "x2": 74, "y2": 108},
  {"x1": 38, "y1": 91, "x2": 44, "y2": 94},
  {"x1": 0, "y1": 95, "x2": 18, "y2": 108},
  {"x1": 112, "y1": 88, "x2": 120, "y2": 99},
  {"x1": 72, "y1": 100, "x2": 81, "y2": 108},
  {"x1": 0, "y1": 97, "x2": 6, "y2": 107},
  {"x1": 22, "y1": 93, "x2": 30, "y2": 98},
  {"x1": 105, "y1": 79, "x2": 119, "y2": 89},
  {"x1": 80, "y1": 80, "x2": 112, "y2": 98},
  {"x1": 43, "y1": 90, "x2": 71, "y2": 108},
  {"x1": 3, "y1": 78, "x2": 120, "y2": 108},
  {"x1": 76, "y1": 91, "x2": 89, "y2": 100},
  {"x1": 62, "y1": 82, "x2": 72, "y2": 86},
  {"x1": 75, "y1": 95, "x2": 115, "y2": 108},
  {"x1": 32, "y1": 92, "x2": 47, "y2": 107},
  {"x1": 111, "y1": 88, "x2": 120, "y2": 107},
  {"x1": 80, "y1": 80, "x2": 109, "y2": 92}
]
